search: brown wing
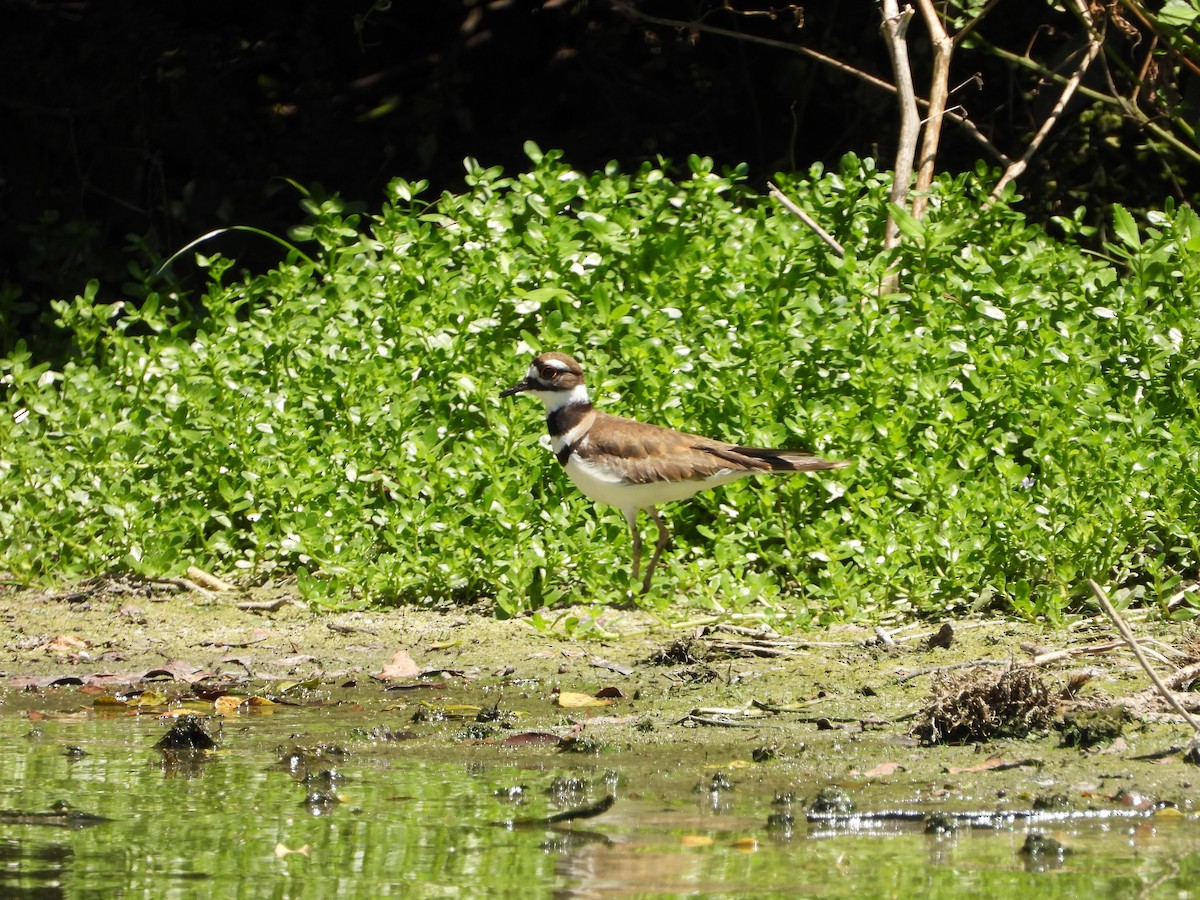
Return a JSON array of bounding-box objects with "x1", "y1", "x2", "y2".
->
[{"x1": 581, "y1": 413, "x2": 847, "y2": 484}]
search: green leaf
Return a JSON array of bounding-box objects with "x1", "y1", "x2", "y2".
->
[
  {"x1": 1112, "y1": 204, "x2": 1141, "y2": 249},
  {"x1": 1159, "y1": 0, "x2": 1200, "y2": 27},
  {"x1": 889, "y1": 203, "x2": 925, "y2": 240}
]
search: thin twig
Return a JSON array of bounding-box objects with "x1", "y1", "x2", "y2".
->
[
  {"x1": 767, "y1": 181, "x2": 845, "y2": 256},
  {"x1": 986, "y1": 0, "x2": 1106, "y2": 206},
  {"x1": 236, "y1": 597, "x2": 289, "y2": 612},
  {"x1": 1022, "y1": 638, "x2": 1175, "y2": 667},
  {"x1": 989, "y1": 35, "x2": 1200, "y2": 165},
  {"x1": 186, "y1": 565, "x2": 235, "y2": 592},
  {"x1": 912, "y1": 0, "x2": 954, "y2": 218},
  {"x1": 1089, "y1": 578, "x2": 1200, "y2": 737},
  {"x1": 154, "y1": 577, "x2": 215, "y2": 599},
  {"x1": 614, "y1": 2, "x2": 1006, "y2": 163},
  {"x1": 1026, "y1": 641, "x2": 1138, "y2": 667},
  {"x1": 1116, "y1": 0, "x2": 1200, "y2": 79},
  {"x1": 953, "y1": 0, "x2": 1004, "y2": 46}
]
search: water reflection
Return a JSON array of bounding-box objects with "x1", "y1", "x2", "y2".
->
[{"x1": 0, "y1": 695, "x2": 1197, "y2": 897}]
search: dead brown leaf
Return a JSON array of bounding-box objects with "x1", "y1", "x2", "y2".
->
[
  {"x1": 43, "y1": 635, "x2": 89, "y2": 653},
  {"x1": 945, "y1": 755, "x2": 1041, "y2": 774},
  {"x1": 378, "y1": 649, "x2": 421, "y2": 680},
  {"x1": 861, "y1": 761, "x2": 906, "y2": 778},
  {"x1": 926, "y1": 623, "x2": 954, "y2": 650}
]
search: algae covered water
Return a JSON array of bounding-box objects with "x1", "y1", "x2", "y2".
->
[{"x1": 3, "y1": 685, "x2": 1199, "y2": 898}]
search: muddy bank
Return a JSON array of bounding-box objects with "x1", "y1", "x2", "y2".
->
[{"x1": 2, "y1": 577, "x2": 1199, "y2": 808}]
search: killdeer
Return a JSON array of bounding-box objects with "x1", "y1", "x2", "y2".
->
[{"x1": 501, "y1": 351, "x2": 850, "y2": 593}]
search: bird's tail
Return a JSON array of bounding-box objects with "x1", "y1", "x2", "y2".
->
[{"x1": 712, "y1": 445, "x2": 851, "y2": 472}]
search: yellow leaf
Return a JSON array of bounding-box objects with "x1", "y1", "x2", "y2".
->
[
  {"x1": 214, "y1": 696, "x2": 242, "y2": 715},
  {"x1": 557, "y1": 692, "x2": 611, "y2": 709}
]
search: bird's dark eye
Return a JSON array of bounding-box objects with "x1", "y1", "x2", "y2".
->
[{"x1": 539, "y1": 365, "x2": 559, "y2": 380}]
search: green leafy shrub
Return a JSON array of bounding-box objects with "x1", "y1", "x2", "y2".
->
[{"x1": 2, "y1": 146, "x2": 1199, "y2": 623}]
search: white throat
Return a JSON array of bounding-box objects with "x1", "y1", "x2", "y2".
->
[{"x1": 534, "y1": 383, "x2": 590, "y2": 413}]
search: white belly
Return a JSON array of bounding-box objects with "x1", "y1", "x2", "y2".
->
[{"x1": 561, "y1": 452, "x2": 750, "y2": 512}]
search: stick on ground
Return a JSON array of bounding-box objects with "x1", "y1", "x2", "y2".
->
[{"x1": 1089, "y1": 578, "x2": 1200, "y2": 738}]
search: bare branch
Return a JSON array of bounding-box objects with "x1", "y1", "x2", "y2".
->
[
  {"x1": 972, "y1": 34, "x2": 1200, "y2": 166},
  {"x1": 986, "y1": 0, "x2": 1106, "y2": 207},
  {"x1": 614, "y1": 2, "x2": 1006, "y2": 163},
  {"x1": 879, "y1": 1, "x2": 920, "y2": 250},
  {"x1": 767, "y1": 181, "x2": 845, "y2": 256},
  {"x1": 1116, "y1": 0, "x2": 1200, "y2": 79},
  {"x1": 912, "y1": 0, "x2": 954, "y2": 218},
  {"x1": 1089, "y1": 579, "x2": 1200, "y2": 738}
]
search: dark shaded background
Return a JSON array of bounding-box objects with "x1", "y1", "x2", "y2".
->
[{"x1": 1, "y1": 0, "x2": 1194, "y2": 355}]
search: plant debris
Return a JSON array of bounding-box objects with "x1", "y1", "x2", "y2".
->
[
  {"x1": 154, "y1": 714, "x2": 217, "y2": 752},
  {"x1": 914, "y1": 666, "x2": 1055, "y2": 744}
]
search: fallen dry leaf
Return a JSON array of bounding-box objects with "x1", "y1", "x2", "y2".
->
[
  {"x1": 861, "y1": 761, "x2": 906, "y2": 778},
  {"x1": 926, "y1": 623, "x2": 954, "y2": 650},
  {"x1": 945, "y1": 755, "x2": 1040, "y2": 774},
  {"x1": 378, "y1": 649, "x2": 421, "y2": 680},
  {"x1": 557, "y1": 691, "x2": 612, "y2": 709},
  {"x1": 143, "y1": 661, "x2": 209, "y2": 683},
  {"x1": 43, "y1": 635, "x2": 89, "y2": 653},
  {"x1": 590, "y1": 657, "x2": 634, "y2": 676},
  {"x1": 214, "y1": 694, "x2": 276, "y2": 715}
]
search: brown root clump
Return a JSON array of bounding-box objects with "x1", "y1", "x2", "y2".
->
[
  {"x1": 915, "y1": 666, "x2": 1055, "y2": 745},
  {"x1": 649, "y1": 636, "x2": 710, "y2": 666}
]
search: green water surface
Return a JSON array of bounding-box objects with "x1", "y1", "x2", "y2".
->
[{"x1": 2, "y1": 692, "x2": 1198, "y2": 898}]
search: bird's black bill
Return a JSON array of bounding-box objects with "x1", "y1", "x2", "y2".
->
[{"x1": 499, "y1": 380, "x2": 531, "y2": 398}]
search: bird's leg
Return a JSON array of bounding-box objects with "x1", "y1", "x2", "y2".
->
[
  {"x1": 640, "y1": 507, "x2": 671, "y2": 594},
  {"x1": 624, "y1": 508, "x2": 642, "y2": 590}
]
